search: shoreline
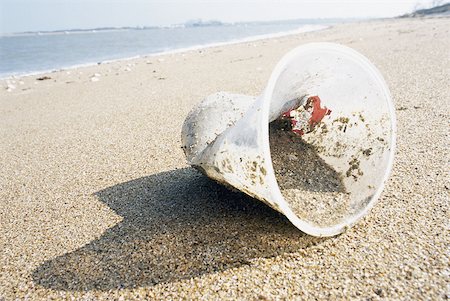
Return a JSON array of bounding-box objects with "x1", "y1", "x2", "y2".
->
[{"x1": 1, "y1": 24, "x2": 329, "y2": 80}]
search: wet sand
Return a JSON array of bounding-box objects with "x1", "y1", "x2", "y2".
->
[{"x1": 1, "y1": 17, "x2": 449, "y2": 300}]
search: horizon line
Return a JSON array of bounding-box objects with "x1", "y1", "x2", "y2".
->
[{"x1": 1, "y1": 16, "x2": 372, "y2": 36}]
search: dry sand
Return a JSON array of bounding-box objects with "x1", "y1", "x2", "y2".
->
[
  {"x1": 269, "y1": 119, "x2": 350, "y2": 228},
  {"x1": 1, "y1": 18, "x2": 449, "y2": 300}
]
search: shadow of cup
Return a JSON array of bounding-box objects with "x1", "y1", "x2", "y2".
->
[{"x1": 32, "y1": 168, "x2": 324, "y2": 291}]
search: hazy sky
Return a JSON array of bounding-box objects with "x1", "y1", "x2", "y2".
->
[{"x1": 0, "y1": 0, "x2": 437, "y2": 34}]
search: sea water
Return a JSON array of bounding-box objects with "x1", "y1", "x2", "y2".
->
[{"x1": 0, "y1": 20, "x2": 338, "y2": 78}]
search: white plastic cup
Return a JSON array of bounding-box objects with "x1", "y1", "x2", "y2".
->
[{"x1": 181, "y1": 43, "x2": 396, "y2": 237}]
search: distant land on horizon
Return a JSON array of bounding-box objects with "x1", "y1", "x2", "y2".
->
[
  {"x1": 4, "y1": 17, "x2": 363, "y2": 36},
  {"x1": 400, "y1": 2, "x2": 450, "y2": 17}
]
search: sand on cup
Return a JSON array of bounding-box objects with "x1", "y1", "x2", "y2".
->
[{"x1": 181, "y1": 42, "x2": 396, "y2": 237}]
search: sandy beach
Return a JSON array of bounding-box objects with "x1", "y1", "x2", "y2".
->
[{"x1": 1, "y1": 17, "x2": 449, "y2": 300}]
